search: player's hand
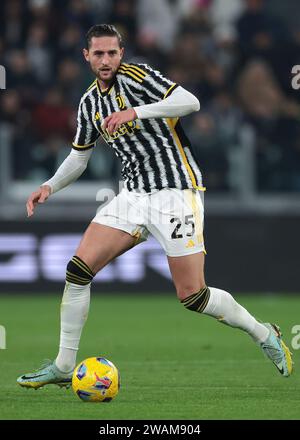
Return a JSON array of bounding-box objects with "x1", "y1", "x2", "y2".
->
[
  {"x1": 26, "y1": 185, "x2": 51, "y2": 217},
  {"x1": 102, "y1": 108, "x2": 137, "y2": 135}
]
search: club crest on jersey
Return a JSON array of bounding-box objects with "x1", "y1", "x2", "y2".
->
[{"x1": 116, "y1": 94, "x2": 126, "y2": 110}]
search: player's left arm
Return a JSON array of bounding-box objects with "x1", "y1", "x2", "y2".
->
[
  {"x1": 133, "y1": 86, "x2": 200, "y2": 119},
  {"x1": 102, "y1": 64, "x2": 200, "y2": 135},
  {"x1": 102, "y1": 87, "x2": 199, "y2": 135}
]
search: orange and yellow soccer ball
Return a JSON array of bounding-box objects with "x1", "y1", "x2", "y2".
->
[{"x1": 72, "y1": 357, "x2": 120, "y2": 402}]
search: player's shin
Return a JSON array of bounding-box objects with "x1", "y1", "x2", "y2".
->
[
  {"x1": 181, "y1": 286, "x2": 269, "y2": 343},
  {"x1": 55, "y1": 256, "x2": 94, "y2": 373}
]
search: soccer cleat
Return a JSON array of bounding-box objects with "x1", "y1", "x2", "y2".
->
[
  {"x1": 17, "y1": 360, "x2": 73, "y2": 389},
  {"x1": 260, "y1": 323, "x2": 293, "y2": 377}
]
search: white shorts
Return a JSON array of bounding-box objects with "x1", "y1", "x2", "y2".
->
[{"x1": 92, "y1": 188, "x2": 206, "y2": 257}]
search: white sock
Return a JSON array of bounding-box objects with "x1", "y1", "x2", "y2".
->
[
  {"x1": 55, "y1": 282, "x2": 90, "y2": 372},
  {"x1": 55, "y1": 348, "x2": 77, "y2": 374},
  {"x1": 203, "y1": 287, "x2": 269, "y2": 343}
]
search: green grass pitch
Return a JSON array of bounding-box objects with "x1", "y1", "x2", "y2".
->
[{"x1": 0, "y1": 293, "x2": 300, "y2": 420}]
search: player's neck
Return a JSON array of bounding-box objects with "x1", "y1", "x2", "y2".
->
[{"x1": 97, "y1": 78, "x2": 113, "y2": 92}]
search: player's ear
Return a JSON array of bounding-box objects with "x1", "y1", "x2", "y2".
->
[
  {"x1": 120, "y1": 47, "x2": 124, "y2": 60},
  {"x1": 83, "y1": 48, "x2": 89, "y2": 62}
]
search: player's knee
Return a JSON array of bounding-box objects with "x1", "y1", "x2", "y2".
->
[
  {"x1": 176, "y1": 282, "x2": 206, "y2": 301},
  {"x1": 180, "y1": 285, "x2": 210, "y2": 313},
  {"x1": 66, "y1": 255, "x2": 94, "y2": 285}
]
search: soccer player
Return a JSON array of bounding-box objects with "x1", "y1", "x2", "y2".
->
[{"x1": 17, "y1": 24, "x2": 292, "y2": 389}]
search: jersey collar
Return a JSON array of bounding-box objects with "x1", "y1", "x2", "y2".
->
[{"x1": 96, "y1": 77, "x2": 116, "y2": 97}]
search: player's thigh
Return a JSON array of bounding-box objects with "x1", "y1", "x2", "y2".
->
[
  {"x1": 147, "y1": 188, "x2": 206, "y2": 299},
  {"x1": 167, "y1": 251, "x2": 206, "y2": 300},
  {"x1": 75, "y1": 222, "x2": 137, "y2": 274},
  {"x1": 148, "y1": 189, "x2": 205, "y2": 299},
  {"x1": 147, "y1": 188, "x2": 205, "y2": 255}
]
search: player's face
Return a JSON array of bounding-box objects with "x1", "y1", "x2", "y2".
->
[{"x1": 83, "y1": 36, "x2": 124, "y2": 83}]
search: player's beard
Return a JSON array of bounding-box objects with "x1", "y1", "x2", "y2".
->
[{"x1": 97, "y1": 66, "x2": 117, "y2": 84}]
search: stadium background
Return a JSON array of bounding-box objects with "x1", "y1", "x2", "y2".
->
[
  {"x1": 1, "y1": 0, "x2": 300, "y2": 422},
  {"x1": 1, "y1": 0, "x2": 300, "y2": 292}
]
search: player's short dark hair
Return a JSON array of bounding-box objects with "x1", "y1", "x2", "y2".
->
[{"x1": 86, "y1": 24, "x2": 123, "y2": 49}]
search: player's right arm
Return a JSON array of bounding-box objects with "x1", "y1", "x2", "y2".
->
[
  {"x1": 26, "y1": 148, "x2": 93, "y2": 217},
  {"x1": 26, "y1": 94, "x2": 99, "y2": 217},
  {"x1": 26, "y1": 184, "x2": 52, "y2": 217}
]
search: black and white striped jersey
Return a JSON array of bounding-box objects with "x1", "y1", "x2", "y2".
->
[{"x1": 72, "y1": 62, "x2": 203, "y2": 193}]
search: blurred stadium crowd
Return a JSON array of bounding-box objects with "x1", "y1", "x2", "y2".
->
[{"x1": 1, "y1": 0, "x2": 300, "y2": 192}]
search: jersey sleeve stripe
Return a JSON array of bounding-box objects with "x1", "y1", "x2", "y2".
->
[
  {"x1": 123, "y1": 63, "x2": 147, "y2": 76},
  {"x1": 124, "y1": 67, "x2": 145, "y2": 79},
  {"x1": 134, "y1": 63, "x2": 173, "y2": 89},
  {"x1": 163, "y1": 83, "x2": 178, "y2": 99},
  {"x1": 118, "y1": 65, "x2": 145, "y2": 78},
  {"x1": 121, "y1": 63, "x2": 146, "y2": 79},
  {"x1": 72, "y1": 146, "x2": 94, "y2": 151},
  {"x1": 118, "y1": 68, "x2": 144, "y2": 83},
  {"x1": 72, "y1": 141, "x2": 96, "y2": 150}
]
